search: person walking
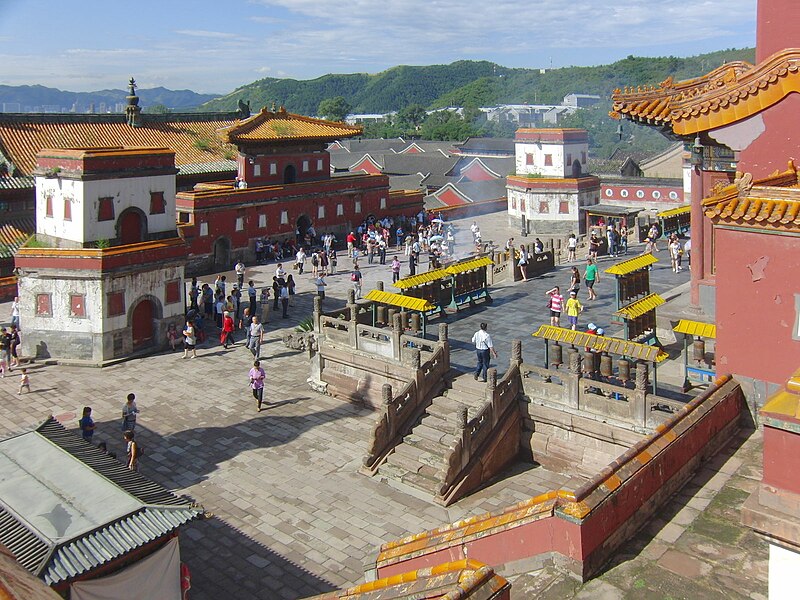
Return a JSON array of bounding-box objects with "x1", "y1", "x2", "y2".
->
[
  {"x1": 247, "y1": 316, "x2": 264, "y2": 358},
  {"x1": 315, "y1": 273, "x2": 327, "y2": 300},
  {"x1": 124, "y1": 430, "x2": 139, "y2": 471},
  {"x1": 567, "y1": 233, "x2": 577, "y2": 262},
  {"x1": 286, "y1": 274, "x2": 296, "y2": 305},
  {"x1": 351, "y1": 266, "x2": 363, "y2": 299},
  {"x1": 247, "y1": 280, "x2": 258, "y2": 313},
  {"x1": 249, "y1": 359, "x2": 266, "y2": 412},
  {"x1": 272, "y1": 276, "x2": 282, "y2": 312},
  {"x1": 584, "y1": 258, "x2": 599, "y2": 301},
  {"x1": 280, "y1": 283, "x2": 290, "y2": 318},
  {"x1": 182, "y1": 319, "x2": 198, "y2": 358},
  {"x1": 295, "y1": 247, "x2": 306, "y2": 274},
  {"x1": 669, "y1": 235, "x2": 683, "y2": 272},
  {"x1": 260, "y1": 287, "x2": 270, "y2": 322},
  {"x1": 328, "y1": 248, "x2": 337, "y2": 275},
  {"x1": 569, "y1": 266, "x2": 581, "y2": 296},
  {"x1": 17, "y1": 368, "x2": 30, "y2": 394},
  {"x1": 121, "y1": 393, "x2": 139, "y2": 432},
  {"x1": 10, "y1": 296, "x2": 20, "y2": 330},
  {"x1": 221, "y1": 311, "x2": 235, "y2": 347},
  {"x1": 235, "y1": 260, "x2": 246, "y2": 289},
  {"x1": 408, "y1": 252, "x2": 417, "y2": 276},
  {"x1": 391, "y1": 256, "x2": 401, "y2": 283},
  {"x1": 518, "y1": 245, "x2": 529, "y2": 281},
  {"x1": 79, "y1": 406, "x2": 95, "y2": 442},
  {"x1": 471, "y1": 322, "x2": 498, "y2": 383},
  {"x1": 546, "y1": 286, "x2": 564, "y2": 327},
  {"x1": 564, "y1": 290, "x2": 584, "y2": 330}
]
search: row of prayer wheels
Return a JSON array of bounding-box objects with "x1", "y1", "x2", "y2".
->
[
  {"x1": 550, "y1": 342, "x2": 643, "y2": 385},
  {"x1": 375, "y1": 306, "x2": 422, "y2": 332}
]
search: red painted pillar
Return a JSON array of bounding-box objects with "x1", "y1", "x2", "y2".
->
[{"x1": 690, "y1": 166, "x2": 705, "y2": 308}]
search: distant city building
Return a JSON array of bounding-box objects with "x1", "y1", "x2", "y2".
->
[
  {"x1": 1, "y1": 102, "x2": 21, "y2": 113},
  {"x1": 562, "y1": 93, "x2": 602, "y2": 108}
]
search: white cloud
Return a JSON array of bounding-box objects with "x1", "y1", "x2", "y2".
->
[{"x1": 174, "y1": 29, "x2": 239, "y2": 39}]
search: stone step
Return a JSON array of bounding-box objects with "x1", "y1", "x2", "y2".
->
[
  {"x1": 448, "y1": 376, "x2": 490, "y2": 399},
  {"x1": 378, "y1": 461, "x2": 410, "y2": 482},
  {"x1": 404, "y1": 433, "x2": 454, "y2": 459},
  {"x1": 427, "y1": 396, "x2": 469, "y2": 420},
  {"x1": 393, "y1": 441, "x2": 448, "y2": 469},
  {"x1": 384, "y1": 448, "x2": 424, "y2": 474},
  {"x1": 419, "y1": 414, "x2": 459, "y2": 436},
  {"x1": 400, "y1": 471, "x2": 441, "y2": 496}
]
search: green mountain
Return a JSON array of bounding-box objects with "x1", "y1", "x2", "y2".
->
[{"x1": 198, "y1": 48, "x2": 755, "y2": 116}]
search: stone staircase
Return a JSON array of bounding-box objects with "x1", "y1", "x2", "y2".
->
[{"x1": 377, "y1": 371, "x2": 489, "y2": 498}]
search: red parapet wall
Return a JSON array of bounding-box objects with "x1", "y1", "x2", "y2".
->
[
  {"x1": 375, "y1": 376, "x2": 744, "y2": 580},
  {"x1": 0, "y1": 276, "x2": 18, "y2": 302}
]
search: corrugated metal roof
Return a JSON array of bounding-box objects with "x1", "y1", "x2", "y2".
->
[
  {"x1": 0, "y1": 418, "x2": 203, "y2": 585},
  {"x1": 0, "y1": 176, "x2": 34, "y2": 190},
  {"x1": 444, "y1": 256, "x2": 493, "y2": 274},
  {"x1": 657, "y1": 204, "x2": 691, "y2": 218},
  {"x1": 393, "y1": 268, "x2": 450, "y2": 289},
  {"x1": 673, "y1": 319, "x2": 716, "y2": 339},
  {"x1": 531, "y1": 325, "x2": 668, "y2": 362},
  {"x1": 604, "y1": 253, "x2": 659, "y2": 276},
  {"x1": 614, "y1": 293, "x2": 665, "y2": 319},
  {"x1": 363, "y1": 290, "x2": 435, "y2": 312},
  {"x1": 177, "y1": 160, "x2": 237, "y2": 176}
]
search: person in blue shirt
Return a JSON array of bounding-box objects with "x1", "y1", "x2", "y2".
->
[{"x1": 79, "y1": 406, "x2": 95, "y2": 442}]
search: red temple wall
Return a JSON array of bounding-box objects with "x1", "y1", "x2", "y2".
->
[
  {"x1": 757, "y1": 0, "x2": 800, "y2": 63},
  {"x1": 762, "y1": 425, "x2": 800, "y2": 494},
  {"x1": 714, "y1": 226, "x2": 800, "y2": 385},
  {"x1": 738, "y1": 94, "x2": 800, "y2": 178}
]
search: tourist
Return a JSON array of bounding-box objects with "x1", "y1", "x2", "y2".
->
[
  {"x1": 329, "y1": 248, "x2": 338, "y2": 274},
  {"x1": 567, "y1": 233, "x2": 577, "y2": 262},
  {"x1": 0, "y1": 333, "x2": 7, "y2": 378},
  {"x1": 247, "y1": 280, "x2": 257, "y2": 313},
  {"x1": 471, "y1": 322, "x2": 498, "y2": 383},
  {"x1": 295, "y1": 247, "x2": 306, "y2": 274},
  {"x1": 249, "y1": 359, "x2": 266, "y2": 412},
  {"x1": 518, "y1": 245, "x2": 529, "y2": 281},
  {"x1": 166, "y1": 323, "x2": 179, "y2": 351},
  {"x1": 534, "y1": 238, "x2": 544, "y2": 254},
  {"x1": 378, "y1": 238, "x2": 387, "y2": 264},
  {"x1": 351, "y1": 266, "x2": 363, "y2": 299},
  {"x1": 584, "y1": 258, "x2": 599, "y2": 301},
  {"x1": 367, "y1": 237, "x2": 376, "y2": 264},
  {"x1": 221, "y1": 311, "x2": 235, "y2": 347},
  {"x1": 346, "y1": 231, "x2": 357, "y2": 257},
  {"x1": 247, "y1": 316, "x2": 264, "y2": 358},
  {"x1": 315, "y1": 273, "x2": 327, "y2": 300},
  {"x1": 121, "y1": 393, "x2": 139, "y2": 432},
  {"x1": 546, "y1": 286, "x2": 564, "y2": 327},
  {"x1": 588, "y1": 234, "x2": 600, "y2": 261},
  {"x1": 280, "y1": 283, "x2": 290, "y2": 318},
  {"x1": 391, "y1": 256, "x2": 401, "y2": 283},
  {"x1": 182, "y1": 319, "x2": 198, "y2": 358},
  {"x1": 564, "y1": 290, "x2": 584, "y2": 330},
  {"x1": 17, "y1": 367, "x2": 30, "y2": 394},
  {"x1": 255, "y1": 238, "x2": 264, "y2": 263},
  {"x1": 647, "y1": 224, "x2": 661, "y2": 251},
  {"x1": 124, "y1": 430, "x2": 139, "y2": 471},
  {"x1": 569, "y1": 266, "x2": 581, "y2": 296},
  {"x1": 319, "y1": 250, "x2": 329, "y2": 276},
  {"x1": 408, "y1": 252, "x2": 417, "y2": 276},
  {"x1": 214, "y1": 293, "x2": 225, "y2": 328},
  {"x1": 259, "y1": 287, "x2": 270, "y2": 322},
  {"x1": 272, "y1": 276, "x2": 282, "y2": 312},
  {"x1": 9, "y1": 296, "x2": 19, "y2": 330},
  {"x1": 188, "y1": 278, "x2": 199, "y2": 311},
  {"x1": 8, "y1": 326, "x2": 20, "y2": 368},
  {"x1": 235, "y1": 260, "x2": 246, "y2": 289},
  {"x1": 619, "y1": 224, "x2": 629, "y2": 254},
  {"x1": 275, "y1": 263, "x2": 287, "y2": 279},
  {"x1": 311, "y1": 250, "x2": 319, "y2": 276},
  {"x1": 2, "y1": 327, "x2": 12, "y2": 370},
  {"x1": 238, "y1": 307, "x2": 251, "y2": 338},
  {"x1": 683, "y1": 238, "x2": 692, "y2": 267},
  {"x1": 202, "y1": 284, "x2": 214, "y2": 317},
  {"x1": 669, "y1": 235, "x2": 683, "y2": 272},
  {"x1": 286, "y1": 274, "x2": 297, "y2": 305},
  {"x1": 79, "y1": 406, "x2": 95, "y2": 442}
]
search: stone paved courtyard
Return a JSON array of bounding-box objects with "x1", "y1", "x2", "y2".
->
[{"x1": 0, "y1": 212, "x2": 767, "y2": 599}]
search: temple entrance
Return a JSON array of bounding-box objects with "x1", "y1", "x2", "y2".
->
[
  {"x1": 130, "y1": 299, "x2": 155, "y2": 349},
  {"x1": 284, "y1": 164, "x2": 297, "y2": 184},
  {"x1": 296, "y1": 215, "x2": 312, "y2": 242},
  {"x1": 572, "y1": 159, "x2": 582, "y2": 177},
  {"x1": 212, "y1": 237, "x2": 231, "y2": 271},
  {"x1": 118, "y1": 208, "x2": 146, "y2": 245}
]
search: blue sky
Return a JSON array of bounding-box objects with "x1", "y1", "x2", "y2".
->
[{"x1": 0, "y1": 0, "x2": 757, "y2": 94}]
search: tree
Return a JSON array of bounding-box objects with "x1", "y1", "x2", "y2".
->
[
  {"x1": 396, "y1": 104, "x2": 427, "y2": 129},
  {"x1": 317, "y1": 96, "x2": 351, "y2": 122},
  {"x1": 144, "y1": 103, "x2": 171, "y2": 114}
]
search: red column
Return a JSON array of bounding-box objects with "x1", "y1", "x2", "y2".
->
[{"x1": 689, "y1": 166, "x2": 704, "y2": 308}]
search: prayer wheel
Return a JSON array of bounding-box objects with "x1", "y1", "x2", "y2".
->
[
  {"x1": 692, "y1": 338, "x2": 706, "y2": 363},
  {"x1": 376, "y1": 305, "x2": 387, "y2": 325},
  {"x1": 387, "y1": 308, "x2": 397, "y2": 324},
  {"x1": 551, "y1": 341, "x2": 563, "y2": 367},
  {"x1": 583, "y1": 350, "x2": 597, "y2": 375},
  {"x1": 600, "y1": 352, "x2": 613, "y2": 377},
  {"x1": 410, "y1": 312, "x2": 421, "y2": 332},
  {"x1": 617, "y1": 358, "x2": 631, "y2": 383}
]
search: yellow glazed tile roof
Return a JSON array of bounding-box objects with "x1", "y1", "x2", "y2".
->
[
  {"x1": 218, "y1": 106, "x2": 362, "y2": 143},
  {"x1": 532, "y1": 325, "x2": 668, "y2": 362},
  {"x1": 363, "y1": 290, "x2": 435, "y2": 312},
  {"x1": 604, "y1": 253, "x2": 658, "y2": 276},
  {"x1": 444, "y1": 256, "x2": 493, "y2": 275},
  {"x1": 393, "y1": 268, "x2": 451, "y2": 289},
  {"x1": 657, "y1": 205, "x2": 691, "y2": 218},
  {"x1": 614, "y1": 293, "x2": 665, "y2": 320},
  {"x1": 760, "y1": 368, "x2": 800, "y2": 421},
  {"x1": 703, "y1": 162, "x2": 800, "y2": 232},
  {"x1": 611, "y1": 49, "x2": 800, "y2": 136},
  {"x1": 673, "y1": 319, "x2": 716, "y2": 339}
]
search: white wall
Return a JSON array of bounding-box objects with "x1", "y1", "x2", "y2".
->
[
  {"x1": 515, "y1": 141, "x2": 588, "y2": 178},
  {"x1": 770, "y1": 543, "x2": 800, "y2": 600}
]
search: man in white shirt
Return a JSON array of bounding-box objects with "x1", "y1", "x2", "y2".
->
[
  {"x1": 275, "y1": 263, "x2": 287, "y2": 279},
  {"x1": 471, "y1": 322, "x2": 498, "y2": 382},
  {"x1": 234, "y1": 261, "x2": 246, "y2": 288},
  {"x1": 315, "y1": 273, "x2": 327, "y2": 300},
  {"x1": 247, "y1": 315, "x2": 264, "y2": 358}
]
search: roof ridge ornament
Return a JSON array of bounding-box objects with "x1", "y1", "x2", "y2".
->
[{"x1": 734, "y1": 171, "x2": 754, "y2": 197}]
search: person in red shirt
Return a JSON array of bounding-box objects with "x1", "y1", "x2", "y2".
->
[
  {"x1": 346, "y1": 232, "x2": 357, "y2": 258},
  {"x1": 220, "y1": 311, "x2": 235, "y2": 348},
  {"x1": 546, "y1": 286, "x2": 564, "y2": 327}
]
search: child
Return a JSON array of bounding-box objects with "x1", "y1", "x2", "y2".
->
[
  {"x1": 166, "y1": 322, "x2": 179, "y2": 351},
  {"x1": 124, "y1": 430, "x2": 139, "y2": 471},
  {"x1": 79, "y1": 406, "x2": 95, "y2": 442},
  {"x1": 18, "y1": 368, "x2": 30, "y2": 394}
]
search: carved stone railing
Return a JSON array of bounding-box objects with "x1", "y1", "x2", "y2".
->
[
  {"x1": 362, "y1": 324, "x2": 452, "y2": 474},
  {"x1": 437, "y1": 340, "x2": 523, "y2": 505}
]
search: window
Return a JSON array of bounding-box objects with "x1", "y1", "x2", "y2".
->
[
  {"x1": 652, "y1": 190, "x2": 662, "y2": 199},
  {"x1": 235, "y1": 216, "x2": 244, "y2": 231},
  {"x1": 178, "y1": 212, "x2": 191, "y2": 223},
  {"x1": 520, "y1": 199, "x2": 526, "y2": 212},
  {"x1": 544, "y1": 154, "x2": 553, "y2": 166},
  {"x1": 669, "y1": 191, "x2": 679, "y2": 200},
  {"x1": 270, "y1": 163, "x2": 277, "y2": 175},
  {"x1": 302, "y1": 160, "x2": 309, "y2": 172},
  {"x1": 280, "y1": 210, "x2": 288, "y2": 225},
  {"x1": 636, "y1": 190, "x2": 645, "y2": 199},
  {"x1": 253, "y1": 164, "x2": 261, "y2": 177},
  {"x1": 70, "y1": 294, "x2": 86, "y2": 318},
  {"x1": 566, "y1": 153, "x2": 572, "y2": 166},
  {"x1": 258, "y1": 214, "x2": 267, "y2": 228},
  {"x1": 317, "y1": 205, "x2": 325, "y2": 219},
  {"x1": 98, "y1": 197, "x2": 114, "y2": 221},
  {"x1": 539, "y1": 201, "x2": 549, "y2": 214},
  {"x1": 107, "y1": 291, "x2": 125, "y2": 317},
  {"x1": 511, "y1": 197, "x2": 516, "y2": 210},
  {"x1": 526, "y1": 153, "x2": 534, "y2": 165},
  {"x1": 63, "y1": 198, "x2": 72, "y2": 221},
  {"x1": 45, "y1": 194, "x2": 53, "y2": 218},
  {"x1": 337, "y1": 203, "x2": 344, "y2": 216},
  {"x1": 380, "y1": 197, "x2": 387, "y2": 210},
  {"x1": 581, "y1": 152, "x2": 587, "y2": 164},
  {"x1": 36, "y1": 293, "x2": 52, "y2": 316},
  {"x1": 559, "y1": 200, "x2": 570, "y2": 214},
  {"x1": 199, "y1": 222, "x2": 208, "y2": 236},
  {"x1": 149, "y1": 191, "x2": 165, "y2": 214},
  {"x1": 620, "y1": 189, "x2": 629, "y2": 198},
  {"x1": 605, "y1": 188, "x2": 613, "y2": 197},
  {"x1": 354, "y1": 200, "x2": 362, "y2": 214},
  {"x1": 317, "y1": 159, "x2": 323, "y2": 171},
  {"x1": 165, "y1": 279, "x2": 181, "y2": 305}
]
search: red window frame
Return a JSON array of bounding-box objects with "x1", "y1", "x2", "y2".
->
[
  {"x1": 107, "y1": 291, "x2": 125, "y2": 317},
  {"x1": 98, "y1": 197, "x2": 114, "y2": 221}
]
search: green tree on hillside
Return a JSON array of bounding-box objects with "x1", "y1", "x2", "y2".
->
[
  {"x1": 396, "y1": 104, "x2": 427, "y2": 129},
  {"x1": 318, "y1": 96, "x2": 352, "y2": 122}
]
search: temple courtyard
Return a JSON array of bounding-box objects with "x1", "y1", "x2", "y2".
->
[{"x1": 0, "y1": 212, "x2": 767, "y2": 599}]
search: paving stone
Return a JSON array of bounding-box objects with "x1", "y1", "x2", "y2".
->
[{"x1": 658, "y1": 549, "x2": 713, "y2": 580}]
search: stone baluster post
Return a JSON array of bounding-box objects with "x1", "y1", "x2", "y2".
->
[
  {"x1": 312, "y1": 295, "x2": 322, "y2": 333},
  {"x1": 376, "y1": 280, "x2": 384, "y2": 292},
  {"x1": 392, "y1": 312, "x2": 403, "y2": 361},
  {"x1": 348, "y1": 289, "x2": 358, "y2": 348},
  {"x1": 510, "y1": 339, "x2": 522, "y2": 368},
  {"x1": 486, "y1": 367, "x2": 498, "y2": 424},
  {"x1": 566, "y1": 347, "x2": 581, "y2": 409},
  {"x1": 382, "y1": 383, "x2": 394, "y2": 438},
  {"x1": 633, "y1": 361, "x2": 649, "y2": 427}
]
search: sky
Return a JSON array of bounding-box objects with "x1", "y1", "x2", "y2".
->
[{"x1": 0, "y1": 0, "x2": 757, "y2": 95}]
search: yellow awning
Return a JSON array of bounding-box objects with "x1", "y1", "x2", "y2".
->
[
  {"x1": 657, "y1": 205, "x2": 691, "y2": 218},
  {"x1": 444, "y1": 256, "x2": 493, "y2": 275},
  {"x1": 393, "y1": 268, "x2": 450, "y2": 289},
  {"x1": 363, "y1": 289, "x2": 435, "y2": 312},
  {"x1": 673, "y1": 319, "x2": 716, "y2": 339},
  {"x1": 531, "y1": 325, "x2": 668, "y2": 362},
  {"x1": 605, "y1": 253, "x2": 659, "y2": 276},
  {"x1": 614, "y1": 293, "x2": 665, "y2": 320}
]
